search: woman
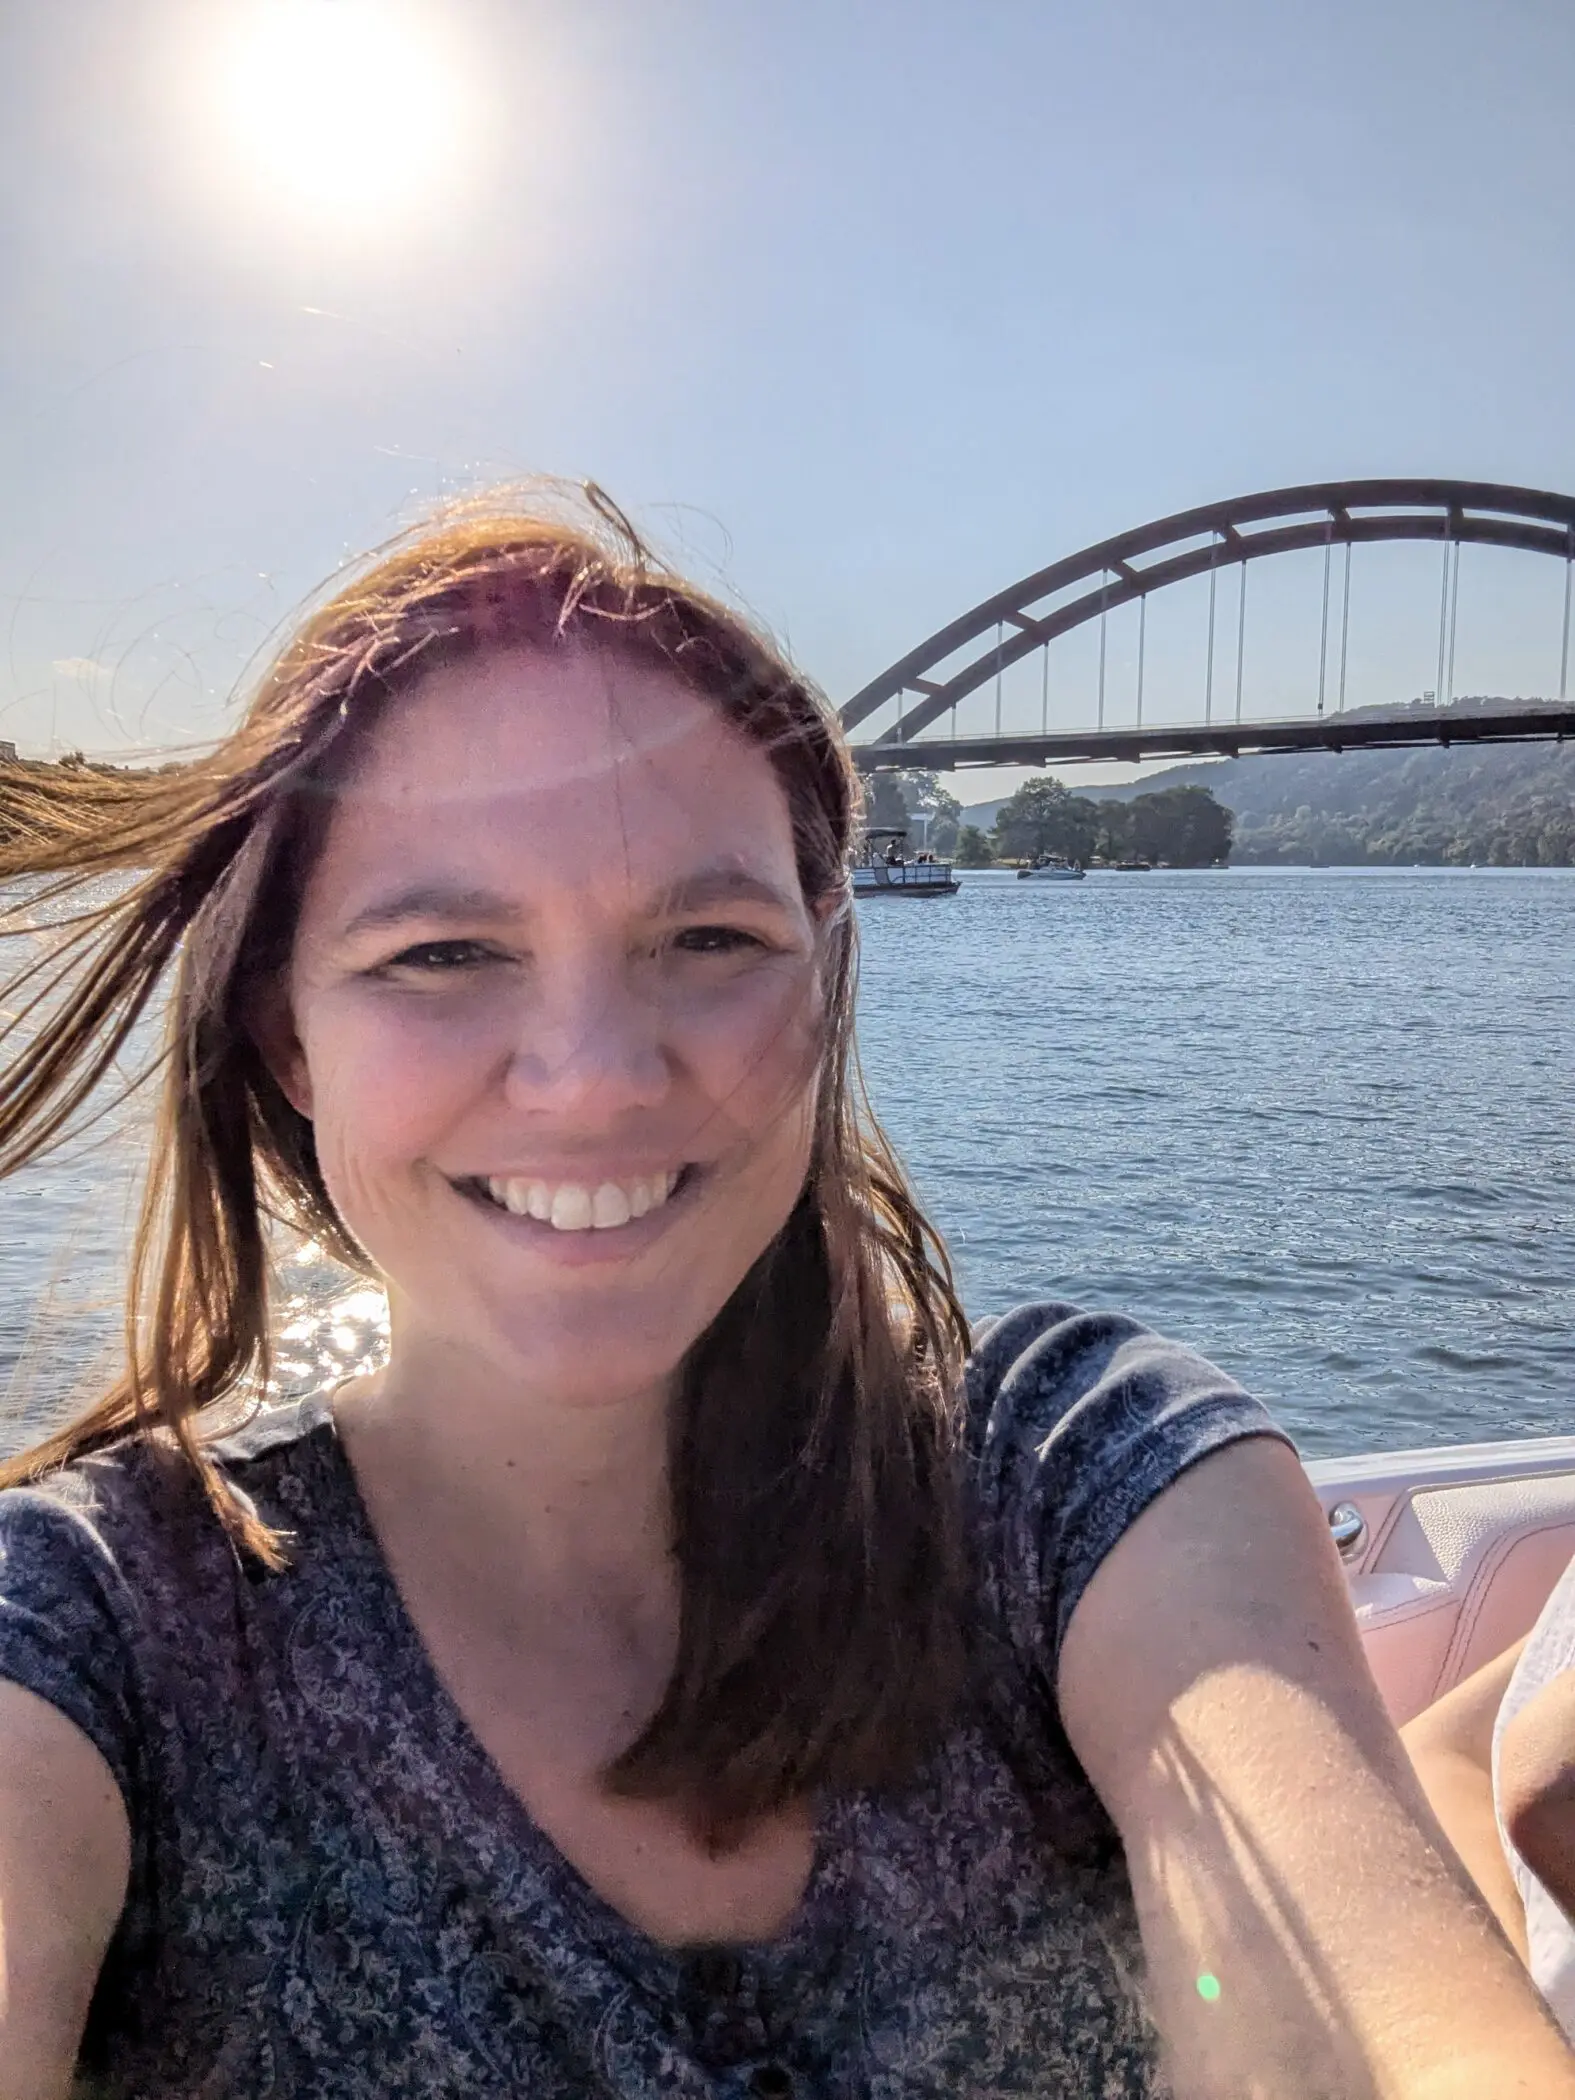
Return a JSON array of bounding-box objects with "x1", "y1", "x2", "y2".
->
[
  {"x1": 0, "y1": 490, "x2": 1566, "y2": 2099},
  {"x1": 1405, "y1": 1564, "x2": 1575, "y2": 2042}
]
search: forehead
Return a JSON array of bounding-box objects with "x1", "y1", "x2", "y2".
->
[{"x1": 310, "y1": 643, "x2": 801, "y2": 910}]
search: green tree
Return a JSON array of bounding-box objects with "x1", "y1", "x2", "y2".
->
[
  {"x1": 866, "y1": 769, "x2": 911, "y2": 831},
  {"x1": 1092, "y1": 800, "x2": 1133, "y2": 861},
  {"x1": 1122, "y1": 785, "x2": 1234, "y2": 866},
  {"x1": 863, "y1": 767, "x2": 963, "y2": 853},
  {"x1": 991, "y1": 776, "x2": 1100, "y2": 863},
  {"x1": 954, "y1": 825, "x2": 993, "y2": 867},
  {"x1": 926, "y1": 788, "x2": 963, "y2": 856}
]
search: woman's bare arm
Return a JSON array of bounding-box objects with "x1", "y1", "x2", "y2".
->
[
  {"x1": 1059, "y1": 1436, "x2": 1575, "y2": 2100},
  {"x1": 1401, "y1": 1638, "x2": 1529, "y2": 1958},
  {"x1": 1500, "y1": 1670, "x2": 1575, "y2": 1929},
  {"x1": 0, "y1": 1680, "x2": 129, "y2": 2100}
]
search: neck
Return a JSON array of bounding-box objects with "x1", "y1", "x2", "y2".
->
[{"x1": 334, "y1": 1322, "x2": 677, "y2": 1609}]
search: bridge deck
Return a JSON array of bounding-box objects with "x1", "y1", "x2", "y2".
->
[{"x1": 850, "y1": 704, "x2": 1575, "y2": 773}]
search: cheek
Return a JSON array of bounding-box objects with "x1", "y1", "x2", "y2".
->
[
  {"x1": 296, "y1": 992, "x2": 497, "y2": 1161},
  {"x1": 673, "y1": 962, "x2": 825, "y2": 1142}
]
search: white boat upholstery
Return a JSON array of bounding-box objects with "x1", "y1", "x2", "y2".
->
[{"x1": 1306, "y1": 1437, "x2": 1575, "y2": 1727}]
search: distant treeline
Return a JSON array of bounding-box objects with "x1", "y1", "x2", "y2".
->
[
  {"x1": 1085, "y1": 698, "x2": 1575, "y2": 866},
  {"x1": 866, "y1": 768, "x2": 1233, "y2": 868},
  {"x1": 872, "y1": 698, "x2": 1575, "y2": 867}
]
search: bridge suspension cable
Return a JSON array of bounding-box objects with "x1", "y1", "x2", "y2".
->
[
  {"x1": 1218, "y1": 533, "x2": 1226, "y2": 730},
  {"x1": 1452, "y1": 540, "x2": 1463, "y2": 703},
  {"x1": 1337, "y1": 542, "x2": 1352, "y2": 713},
  {"x1": 1317, "y1": 520, "x2": 1333, "y2": 717}
]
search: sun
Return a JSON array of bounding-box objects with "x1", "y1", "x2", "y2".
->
[{"x1": 203, "y1": 1, "x2": 471, "y2": 230}]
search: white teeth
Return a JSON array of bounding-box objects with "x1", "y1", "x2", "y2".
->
[
  {"x1": 481, "y1": 1170, "x2": 683, "y2": 1231},
  {"x1": 549, "y1": 1184, "x2": 594, "y2": 1231}
]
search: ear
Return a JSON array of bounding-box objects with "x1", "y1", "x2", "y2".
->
[{"x1": 245, "y1": 980, "x2": 314, "y2": 1120}]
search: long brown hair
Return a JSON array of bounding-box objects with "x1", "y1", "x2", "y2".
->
[{"x1": 0, "y1": 486, "x2": 969, "y2": 1824}]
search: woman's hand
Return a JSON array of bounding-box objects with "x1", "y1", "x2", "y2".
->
[
  {"x1": 1059, "y1": 1436, "x2": 1575, "y2": 2099},
  {"x1": 0, "y1": 1680, "x2": 128, "y2": 2100}
]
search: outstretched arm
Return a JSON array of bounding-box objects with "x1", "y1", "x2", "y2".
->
[
  {"x1": 1059, "y1": 1436, "x2": 1575, "y2": 2099},
  {"x1": 1401, "y1": 1637, "x2": 1529, "y2": 1958},
  {"x1": 0, "y1": 1680, "x2": 129, "y2": 2100}
]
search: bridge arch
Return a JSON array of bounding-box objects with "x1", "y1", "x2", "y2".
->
[{"x1": 840, "y1": 478, "x2": 1575, "y2": 748}]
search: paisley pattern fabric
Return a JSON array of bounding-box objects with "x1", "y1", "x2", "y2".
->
[{"x1": 0, "y1": 1302, "x2": 1285, "y2": 2098}]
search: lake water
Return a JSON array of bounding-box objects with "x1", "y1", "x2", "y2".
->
[{"x1": 3, "y1": 866, "x2": 1574, "y2": 1459}]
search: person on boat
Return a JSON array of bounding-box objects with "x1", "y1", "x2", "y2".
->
[
  {"x1": 1405, "y1": 1562, "x2": 1575, "y2": 2042},
  {"x1": 0, "y1": 489, "x2": 1569, "y2": 2100}
]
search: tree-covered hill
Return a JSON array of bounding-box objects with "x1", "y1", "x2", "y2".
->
[{"x1": 960, "y1": 697, "x2": 1575, "y2": 866}]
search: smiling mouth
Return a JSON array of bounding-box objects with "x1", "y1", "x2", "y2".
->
[{"x1": 456, "y1": 1166, "x2": 698, "y2": 1233}]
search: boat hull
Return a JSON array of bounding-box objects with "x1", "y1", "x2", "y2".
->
[{"x1": 852, "y1": 868, "x2": 959, "y2": 897}]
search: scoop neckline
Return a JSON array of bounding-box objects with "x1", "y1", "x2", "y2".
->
[{"x1": 300, "y1": 1394, "x2": 853, "y2": 1990}]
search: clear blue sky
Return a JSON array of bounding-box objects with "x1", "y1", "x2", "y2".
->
[{"x1": 2, "y1": 0, "x2": 1572, "y2": 801}]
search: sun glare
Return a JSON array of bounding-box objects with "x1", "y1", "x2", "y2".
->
[{"x1": 204, "y1": 1, "x2": 471, "y2": 230}]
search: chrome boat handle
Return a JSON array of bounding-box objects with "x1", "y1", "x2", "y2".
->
[{"x1": 1328, "y1": 1502, "x2": 1367, "y2": 1562}]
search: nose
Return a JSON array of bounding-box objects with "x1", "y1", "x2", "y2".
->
[{"x1": 500, "y1": 958, "x2": 672, "y2": 1123}]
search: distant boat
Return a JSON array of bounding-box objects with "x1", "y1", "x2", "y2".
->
[
  {"x1": 1111, "y1": 859, "x2": 1153, "y2": 873},
  {"x1": 1016, "y1": 855, "x2": 1085, "y2": 882},
  {"x1": 852, "y1": 827, "x2": 959, "y2": 898}
]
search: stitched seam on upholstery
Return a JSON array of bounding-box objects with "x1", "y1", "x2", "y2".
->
[{"x1": 1432, "y1": 1518, "x2": 1575, "y2": 1705}]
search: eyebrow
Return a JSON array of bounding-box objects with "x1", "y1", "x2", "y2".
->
[
  {"x1": 335, "y1": 866, "x2": 801, "y2": 942},
  {"x1": 659, "y1": 868, "x2": 802, "y2": 916},
  {"x1": 338, "y1": 883, "x2": 522, "y2": 942}
]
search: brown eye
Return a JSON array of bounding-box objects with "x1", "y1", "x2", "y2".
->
[
  {"x1": 671, "y1": 926, "x2": 765, "y2": 956},
  {"x1": 381, "y1": 940, "x2": 502, "y2": 973}
]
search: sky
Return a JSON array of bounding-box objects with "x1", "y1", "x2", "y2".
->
[{"x1": 1, "y1": 0, "x2": 1573, "y2": 804}]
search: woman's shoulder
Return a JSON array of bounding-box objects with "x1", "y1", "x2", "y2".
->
[
  {"x1": 0, "y1": 1391, "x2": 350, "y2": 1675},
  {"x1": 962, "y1": 1301, "x2": 1290, "y2": 1675},
  {"x1": 0, "y1": 1390, "x2": 342, "y2": 1552},
  {"x1": 963, "y1": 1298, "x2": 1276, "y2": 1482},
  {"x1": 0, "y1": 1392, "x2": 352, "y2": 1802}
]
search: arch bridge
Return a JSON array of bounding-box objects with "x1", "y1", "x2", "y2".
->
[{"x1": 840, "y1": 479, "x2": 1575, "y2": 771}]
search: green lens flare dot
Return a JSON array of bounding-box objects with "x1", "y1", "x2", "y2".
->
[{"x1": 1196, "y1": 1973, "x2": 1222, "y2": 2003}]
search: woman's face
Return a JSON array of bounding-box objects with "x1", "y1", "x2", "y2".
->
[{"x1": 276, "y1": 643, "x2": 828, "y2": 1409}]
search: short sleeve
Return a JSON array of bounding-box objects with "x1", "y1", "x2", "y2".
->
[
  {"x1": 0, "y1": 1480, "x2": 143, "y2": 1804},
  {"x1": 967, "y1": 1301, "x2": 1292, "y2": 1699}
]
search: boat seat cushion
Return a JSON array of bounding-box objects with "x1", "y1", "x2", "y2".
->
[{"x1": 1349, "y1": 1474, "x2": 1575, "y2": 1725}]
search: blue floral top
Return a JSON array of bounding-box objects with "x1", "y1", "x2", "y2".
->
[{"x1": 0, "y1": 1302, "x2": 1283, "y2": 2098}]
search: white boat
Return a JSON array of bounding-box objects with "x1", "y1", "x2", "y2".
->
[
  {"x1": 852, "y1": 828, "x2": 959, "y2": 898},
  {"x1": 1313, "y1": 1434, "x2": 1575, "y2": 1725},
  {"x1": 1016, "y1": 856, "x2": 1085, "y2": 882}
]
